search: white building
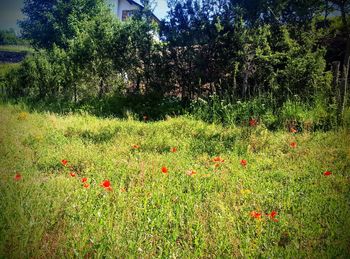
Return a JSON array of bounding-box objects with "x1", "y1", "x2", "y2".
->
[{"x1": 111, "y1": 0, "x2": 160, "y2": 23}]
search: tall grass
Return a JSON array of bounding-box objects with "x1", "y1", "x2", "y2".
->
[
  {"x1": 190, "y1": 95, "x2": 340, "y2": 131},
  {"x1": 0, "y1": 103, "x2": 349, "y2": 257}
]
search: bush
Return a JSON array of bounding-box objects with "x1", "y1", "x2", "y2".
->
[
  {"x1": 190, "y1": 95, "x2": 275, "y2": 127},
  {"x1": 91, "y1": 93, "x2": 183, "y2": 120}
]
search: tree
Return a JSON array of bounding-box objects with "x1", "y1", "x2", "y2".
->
[{"x1": 19, "y1": 0, "x2": 109, "y2": 49}]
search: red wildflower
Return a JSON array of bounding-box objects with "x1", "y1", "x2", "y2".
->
[
  {"x1": 324, "y1": 171, "x2": 332, "y2": 176},
  {"x1": 240, "y1": 159, "x2": 247, "y2": 167},
  {"x1": 187, "y1": 170, "x2": 197, "y2": 176},
  {"x1": 100, "y1": 180, "x2": 113, "y2": 191},
  {"x1": 132, "y1": 144, "x2": 140, "y2": 149},
  {"x1": 14, "y1": 173, "x2": 21, "y2": 181},
  {"x1": 70, "y1": 172, "x2": 76, "y2": 177},
  {"x1": 290, "y1": 142, "x2": 297, "y2": 148},
  {"x1": 81, "y1": 177, "x2": 88, "y2": 183},
  {"x1": 213, "y1": 156, "x2": 224, "y2": 162},
  {"x1": 83, "y1": 183, "x2": 90, "y2": 188},
  {"x1": 267, "y1": 210, "x2": 279, "y2": 222},
  {"x1": 161, "y1": 166, "x2": 168, "y2": 174},
  {"x1": 249, "y1": 118, "x2": 257, "y2": 127},
  {"x1": 250, "y1": 211, "x2": 262, "y2": 220},
  {"x1": 170, "y1": 147, "x2": 177, "y2": 153},
  {"x1": 215, "y1": 163, "x2": 220, "y2": 168},
  {"x1": 290, "y1": 128, "x2": 297, "y2": 133},
  {"x1": 61, "y1": 159, "x2": 68, "y2": 166},
  {"x1": 101, "y1": 180, "x2": 111, "y2": 188}
]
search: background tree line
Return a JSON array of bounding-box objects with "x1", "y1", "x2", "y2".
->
[
  {"x1": 0, "y1": 29, "x2": 28, "y2": 45},
  {"x1": 3, "y1": 0, "x2": 350, "y2": 129}
]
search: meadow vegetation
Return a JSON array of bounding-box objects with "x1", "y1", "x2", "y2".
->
[
  {"x1": 0, "y1": 0, "x2": 350, "y2": 257},
  {"x1": 0, "y1": 45, "x2": 32, "y2": 53},
  {"x1": 0, "y1": 104, "x2": 350, "y2": 257}
]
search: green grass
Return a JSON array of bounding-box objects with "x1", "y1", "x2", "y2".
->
[
  {"x1": 0, "y1": 103, "x2": 349, "y2": 257},
  {"x1": 0, "y1": 45, "x2": 33, "y2": 53}
]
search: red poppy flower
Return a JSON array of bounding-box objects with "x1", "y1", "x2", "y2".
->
[
  {"x1": 70, "y1": 172, "x2": 76, "y2": 177},
  {"x1": 290, "y1": 128, "x2": 297, "y2": 133},
  {"x1": 249, "y1": 119, "x2": 257, "y2": 127},
  {"x1": 240, "y1": 159, "x2": 247, "y2": 167},
  {"x1": 250, "y1": 211, "x2": 262, "y2": 220},
  {"x1": 267, "y1": 210, "x2": 279, "y2": 222},
  {"x1": 161, "y1": 166, "x2": 168, "y2": 174},
  {"x1": 186, "y1": 170, "x2": 197, "y2": 176},
  {"x1": 290, "y1": 142, "x2": 297, "y2": 148},
  {"x1": 132, "y1": 144, "x2": 140, "y2": 149},
  {"x1": 170, "y1": 147, "x2": 177, "y2": 153},
  {"x1": 214, "y1": 163, "x2": 220, "y2": 168},
  {"x1": 101, "y1": 180, "x2": 111, "y2": 188},
  {"x1": 61, "y1": 159, "x2": 68, "y2": 166},
  {"x1": 81, "y1": 177, "x2": 88, "y2": 183},
  {"x1": 213, "y1": 156, "x2": 224, "y2": 162},
  {"x1": 83, "y1": 183, "x2": 90, "y2": 188},
  {"x1": 324, "y1": 171, "x2": 332, "y2": 176},
  {"x1": 14, "y1": 173, "x2": 21, "y2": 181}
]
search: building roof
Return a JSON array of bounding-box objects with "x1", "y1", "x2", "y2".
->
[{"x1": 126, "y1": 0, "x2": 143, "y2": 9}]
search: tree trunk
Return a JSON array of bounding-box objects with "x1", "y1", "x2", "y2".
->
[
  {"x1": 232, "y1": 62, "x2": 238, "y2": 100},
  {"x1": 232, "y1": 75, "x2": 237, "y2": 100},
  {"x1": 74, "y1": 84, "x2": 77, "y2": 103},
  {"x1": 324, "y1": 0, "x2": 329, "y2": 27},
  {"x1": 338, "y1": 54, "x2": 349, "y2": 123},
  {"x1": 332, "y1": 61, "x2": 340, "y2": 96},
  {"x1": 99, "y1": 78, "x2": 105, "y2": 98},
  {"x1": 338, "y1": 2, "x2": 350, "y2": 124},
  {"x1": 242, "y1": 63, "x2": 248, "y2": 100}
]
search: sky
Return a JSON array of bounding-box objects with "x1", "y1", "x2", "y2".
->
[{"x1": 0, "y1": 0, "x2": 169, "y2": 32}]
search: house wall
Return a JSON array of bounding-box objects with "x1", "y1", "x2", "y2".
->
[
  {"x1": 116, "y1": 0, "x2": 140, "y2": 21},
  {"x1": 109, "y1": 0, "x2": 119, "y2": 16}
]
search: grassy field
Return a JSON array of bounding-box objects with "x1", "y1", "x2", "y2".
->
[
  {"x1": 0, "y1": 45, "x2": 33, "y2": 53},
  {"x1": 0, "y1": 103, "x2": 349, "y2": 258}
]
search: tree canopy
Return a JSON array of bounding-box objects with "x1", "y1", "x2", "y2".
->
[{"x1": 3, "y1": 0, "x2": 349, "y2": 125}]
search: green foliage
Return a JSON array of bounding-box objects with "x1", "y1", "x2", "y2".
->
[
  {"x1": 190, "y1": 95, "x2": 274, "y2": 126},
  {"x1": 7, "y1": 1, "x2": 128, "y2": 102},
  {"x1": 160, "y1": 2, "x2": 331, "y2": 104},
  {"x1": 81, "y1": 94, "x2": 183, "y2": 120},
  {"x1": 6, "y1": 48, "x2": 68, "y2": 100},
  {"x1": 343, "y1": 107, "x2": 350, "y2": 128},
  {"x1": 19, "y1": 0, "x2": 110, "y2": 49},
  {"x1": 190, "y1": 95, "x2": 339, "y2": 131},
  {"x1": 0, "y1": 29, "x2": 27, "y2": 45},
  {"x1": 2, "y1": 0, "x2": 348, "y2": 131},
  {"x1": 9, "y1": 0, "x2": 161, "y2": 105}
]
